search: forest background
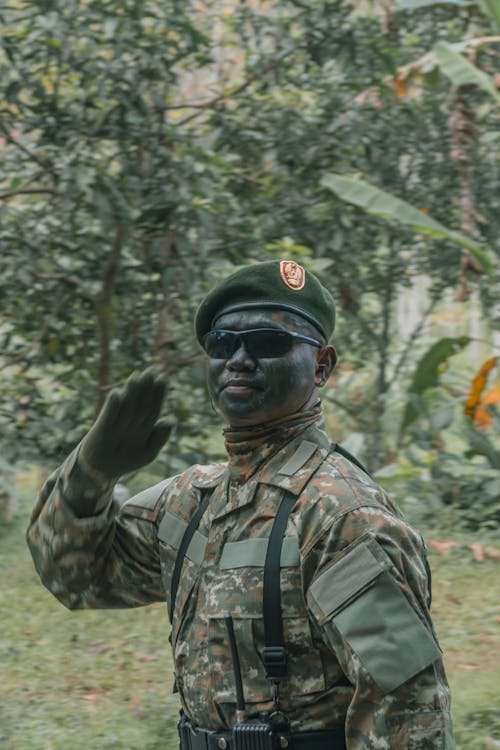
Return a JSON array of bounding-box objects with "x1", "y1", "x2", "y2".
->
[{"x1": 0, "y1": 0, "x2": 499, "y2": 748}]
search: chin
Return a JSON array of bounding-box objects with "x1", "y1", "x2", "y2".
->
[{"x1": 219, "y1": 395, "x2": 265, "y2": 422}]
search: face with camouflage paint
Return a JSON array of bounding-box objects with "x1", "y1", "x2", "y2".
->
[{"x1": 206, "y1": 310, "x2": 335, "y2": 427}]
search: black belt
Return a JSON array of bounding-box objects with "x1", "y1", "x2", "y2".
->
[{"x1": 178, "y1": 715, "x2": 346, "y2": 750}]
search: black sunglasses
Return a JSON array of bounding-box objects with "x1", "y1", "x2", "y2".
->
[{"x1": 203, "y1": 328, "x2": 322, "y2": 359}]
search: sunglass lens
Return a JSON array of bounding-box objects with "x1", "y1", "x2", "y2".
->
[
  {"x1": 203, "y1": 330, "x2": 237, "y2": 358},
  {"x1": 204, "y1": 329, "x2": 295, "y2": 358},
  {"x1": 246, "y1": 330, "x2": 292, "y2": 357}
]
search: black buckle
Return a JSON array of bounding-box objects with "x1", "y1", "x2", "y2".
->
[
  {"x1": 178, "y1": 714, "x2": 211, "y2": 750},
  {"x1": 262, "y1": 646, "x2": 287, "y2": 679}
]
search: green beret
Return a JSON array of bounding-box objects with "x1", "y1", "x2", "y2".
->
[{"x1": 195, "y1": 260, "x2": 336, "y2": 344}]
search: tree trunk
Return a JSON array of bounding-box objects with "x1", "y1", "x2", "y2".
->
[
  {"x1": 155, "y1": 229, "x2": 178, "y2": 373},
  {"x1": 449, "y1": 85, "x2": 485, "y2": 301},
  {"x1": 95, "y1": 222, "x2": 124, "y2": 414}
]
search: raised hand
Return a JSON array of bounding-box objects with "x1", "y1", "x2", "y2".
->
[{"x1": 79, "y1": 368, "x2": 171, "y2": 479}]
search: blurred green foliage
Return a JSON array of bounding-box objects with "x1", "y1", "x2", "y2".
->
[{"x1": 0, "y1": 0, "x2": 498, "y2": 528}]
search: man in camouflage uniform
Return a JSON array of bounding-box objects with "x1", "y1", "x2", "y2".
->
[{"x1": 27, "y1": 261, "x2": 454, "y2": 749}]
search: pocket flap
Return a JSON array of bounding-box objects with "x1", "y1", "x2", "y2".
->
[
  {"x1": 158, "y1": 511, "x2": 207, "y2": 564},
  {"x1": 220, "y1": 537, "x2": 300, "y2": 569},
  {"x1": 309, "y1": 541, "x2": 385, "y2": 620},
  {"x1": 158, "y1": 511, "x2": 187, "y2": 548}
]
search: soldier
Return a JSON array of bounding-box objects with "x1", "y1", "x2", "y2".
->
[{"x1": 27, "y1": 260, "x2": 454, "y2": 749}]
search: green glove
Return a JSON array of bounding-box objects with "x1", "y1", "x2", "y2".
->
[{"x1": 79, "y1": 368, "x2": 171, "y2": 479}]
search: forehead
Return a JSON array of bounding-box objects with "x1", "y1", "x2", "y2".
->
[{"x1": 212, "y1": 309, "x2": 311, "y2": 332}]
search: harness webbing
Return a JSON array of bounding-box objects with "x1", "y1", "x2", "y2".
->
[
  {"x1": 169, "y1": 489, "x2": 210, "y2": 624},
  {"x1": 261, "y1": 489, "x2": 297, "y2": 682},
  {"x1": 330, "y1": 442, "x2": 371, "y2": 477},
  {"x1": 169, "y1": 443, "x2": 369, "y2": 683},
  {"x1": 261, "y1": 444, "x2": 369, "y2": 686}
]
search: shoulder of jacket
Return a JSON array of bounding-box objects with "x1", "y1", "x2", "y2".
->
[
  {"x1": 121, "y1": 474, "x2": 181, "y2": 518},
  {"x1": 121, "y1": 461, "x2": 226, "y2": 520},
  {"x1": 294, "y1": 451, "x2": 399, "y2": 544},
  {"x1": 311, "y1": 450, "x2": 381, "y2": 498},
  {"x1": 187, "y1": 461, "x2": 227, "y2": 488}
]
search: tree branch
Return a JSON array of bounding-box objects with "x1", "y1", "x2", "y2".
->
[
  {"x1": 34, "y1": 272, "x2": 95, "y2": 302},
  {"x1": 176, "y1": 47, "x2": 297, "y2": 126},
  {"x1": 0, "y1": 187, "x2": 60, "y2": 201},
  {"x1": 323, "y1": 394, "x2": 370, "y2": 425},
  {"x1": 0, "y1": 119, "x2": 56, "y2": 176},
  {"x1": 0, "y1": 320, "x2": 51, "y2": 367}
]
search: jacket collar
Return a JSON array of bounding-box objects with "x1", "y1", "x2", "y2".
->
[
  {"x1": 257, "y1": 420, "x2": 331, "y2": 495},
  {"x1": 190, "y1": 420, "x2": 332, "y2": 523}
]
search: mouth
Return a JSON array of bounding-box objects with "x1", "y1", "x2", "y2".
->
[{"x1": 221, "y1": 379, "x2": 261, "y2": 394}]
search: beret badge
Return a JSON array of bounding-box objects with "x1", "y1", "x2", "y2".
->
[{"x1": 280, "y1": 260, "x2": 305, "y2": 290}]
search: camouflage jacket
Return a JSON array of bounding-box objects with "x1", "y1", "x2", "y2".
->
[{"x1": 27, "y1": 419, "x2": 454, "y2": 749}]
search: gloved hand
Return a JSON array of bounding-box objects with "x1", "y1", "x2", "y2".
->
[{"x1": 79, "y1": 368, "x2": 171, "y2": 479}]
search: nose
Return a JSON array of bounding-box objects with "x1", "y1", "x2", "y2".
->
[{"x1": 226, "y1": 341, "x2": 256, "y2": 371}]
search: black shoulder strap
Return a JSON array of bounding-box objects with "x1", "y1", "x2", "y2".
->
[
  {"x1": 331, "y1": 442, "x2": 371, "y2": 477},
  {"x1": 169, "y1": 490, "x2": 211, "y2": 623},
  {"x1": 262, "y1": 489, "x2": 297, "y2": 683},
  {"x1": 261, "y1": 443, "x2": 370, "y2": 685}
]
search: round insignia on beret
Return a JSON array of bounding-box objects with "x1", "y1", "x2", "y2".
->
[{"x1": 280, "y1": 260, "x2": 305, "y2": 290}]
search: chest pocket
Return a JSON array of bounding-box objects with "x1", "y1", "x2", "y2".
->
[{"x1": 207, "y1": 534, "x2": 326, "y2": 706}]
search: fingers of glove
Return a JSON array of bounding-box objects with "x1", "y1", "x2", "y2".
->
[
  {"x1": 138, "y1": 375, "x2": 167, "y2": 428},
  {"x1": 94, "y1": 389, "x2": 125, "y2": 432},
  {"x1": 114, "y1": 369, "x2": 160, "y2": 432},
  {"x1": 124, "y1": 370, "x2": 167, "y2": 431},
  {"x1": 80, "y1": 390, "x2": 124, "y2": 472},
  {"x1": 145, "y1": 421, "x2": 172, "y2": 460}
]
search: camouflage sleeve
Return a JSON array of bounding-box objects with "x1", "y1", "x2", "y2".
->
[
  {"x1": 306, "y1": 506, "x2": 455, "y2": 750},
  {"x1": 26, "y1": 448, "x2": 173, "y2": 610}
]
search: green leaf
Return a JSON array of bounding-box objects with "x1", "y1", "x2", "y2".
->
[
  {"x1": 401, "y1": 336, "x2": 470, "y2": 433},
  {"x1": 433, "y1": 41, "x2": 500, "y2": 104},
  {"x1": 476, "y1": 0, "x2": 500, "y2": 31},
  {"x1": 320, "y1": 174, "x2": 495, "y2": 272}
]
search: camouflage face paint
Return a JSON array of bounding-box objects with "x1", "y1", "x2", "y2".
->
[{"x1": 206, "y1": 310, "x2": 321, "y2": 427}]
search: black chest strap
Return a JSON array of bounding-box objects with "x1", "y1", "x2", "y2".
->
[
  {"x1": 261, "y1": 489, "x2": 297, "y2": 684},
  {"x1": 331, "y1": 442, "x2": 371, "y2": 477},
  {"x1": 261, "y1": 443, "x2": 370, "y2": 686},
  {"x1": 169, "y1": 489, "x2": 211, "y2": 624}
]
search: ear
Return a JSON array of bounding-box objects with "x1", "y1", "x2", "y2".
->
[{"x1": 315, "y1": 344, "x2": 337, "y2": 386}]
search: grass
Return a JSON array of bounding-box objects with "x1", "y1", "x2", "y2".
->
[
  {"x1": 1, "y1": 469, "x2": 179, "y2": 750},
  {"x1": 429, "y1": 545, "x2": 500, "y2": 749},
  {"x1": 1, "y1": 468, "x2": 499, "y2": 749}
]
